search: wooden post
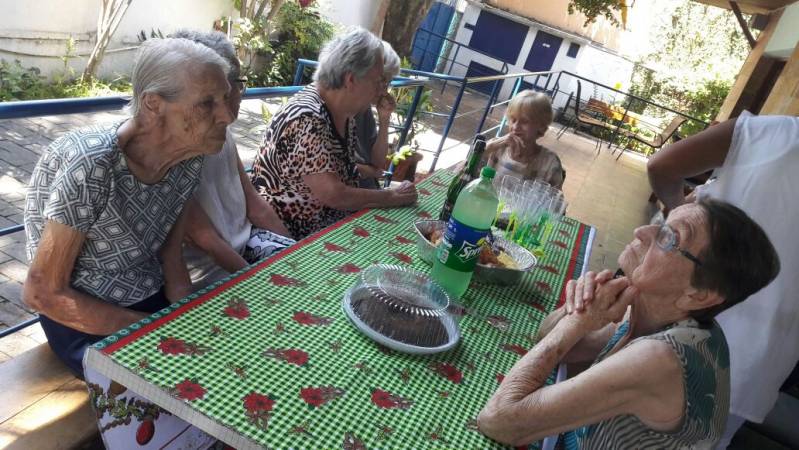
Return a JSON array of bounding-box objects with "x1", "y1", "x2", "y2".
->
[
  {"x1": 715, "y1": 9, "x2": 783, "y2": 121},
  {"x1": 760, "y1": 40, "x2": 799, "y2": 115}
]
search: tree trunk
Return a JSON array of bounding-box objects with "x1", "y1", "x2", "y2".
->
[
  {"x1": 370, "y1": 0, "x2": 391, "y2": 37},
  {"x1": 82, "y1": 0, "x2": 133, "y2": 83},
  {"x1": 381, "y1": 0, "x2": 433, "y2": 59}
]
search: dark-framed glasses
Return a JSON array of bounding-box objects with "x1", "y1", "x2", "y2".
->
[
  {"x1": 231, "y1": 76, "x2": 247, "y2": 94},
  {"x1": 655, "y1": 223, "x2": 703, "y2": 266}
]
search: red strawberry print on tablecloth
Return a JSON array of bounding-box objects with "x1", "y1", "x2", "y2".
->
[
  {"x1": 550, "y1": 240, "x2": 568, "y2": 249},
  {"x1": 371, "y1": 388, "x2": 413, "y2": 409},
  {"x1": 242, "y1": 391, "x2": 275, "y2": 431},
  {"x1": 270, "y1": 273, "x2": 307, "y2": 287},
  {"x1": 429, "y1": 362, "x2": 463, "y2": 384},
  {"x1": 324, "y1": 242, "x2": 349, "y2": 252},
  {"x1": 292, "y1": 311, "x2": 334, "y2": 326},
  {"x1": 536, "y1": 280, "x2": 553, "y2": 293},
  {"x1": 391, "y1": 252, "x2": 412, "y2": 264},
  {"x1": 336, "y1": 263, "x2": 361, "y2": 274},
  {"x1": 501, "y1": 343, "x2": 529, "y2": 356},
  {"x1": 299, "y1": 386, "x2": 346, "y2": 408},
  {"x1": 262, "y1": 348, "x2": 309, "y2": 366},
  {"x1": 417, "y1": 210, "x2": 432, "y2": 219},
  {"x1": 374, "y1": 215, "x2": 397, "y2": 224},
  {"x1": 540, "y1": 265, "x2": 559, "y2": 275},
  {"x1": 353, "y1": 226, "x2": 370, "y2": 238},
  {"x1": 223, "y1": 297, "x2": 250, "y2": 319},
  {"x1": 157, "y1": 337, "x2": 210, "y2": 356},
  {"x1": 173, "y1": 378, "x2": 206, "y2": 401},
  {"x1": 418, "y1": 188, "x2": 432, "y2": 196}
]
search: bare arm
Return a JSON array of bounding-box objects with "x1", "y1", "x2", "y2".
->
[
  {"x1": 159, "y1": 203, "x2": 193, "y2": 301},
  {"x1": 23, "y1": 220, "x2": 148, "y2": 335},
  {"x1": 236, "y1": 155, "x2": 291, "y2": 237},
  {"x1": 303, "y1": 172, "x2": 417, "y2": 211},
  {"x1": 183, "y1": 198, "x2": 248, "y2": 274},
  {"x1": 479, "y1": 279, "x2": 683, "y2": 445},
  {"x1": 647, "y1": 118, "x2": 736, "y2": 212}
]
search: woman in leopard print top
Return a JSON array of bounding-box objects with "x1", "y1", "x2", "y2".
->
[{"x1": 250, "y1": 28, "x2": 417, "y2": 240}]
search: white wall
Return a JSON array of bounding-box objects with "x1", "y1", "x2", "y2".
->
[
  {"x1": 317, "y1": 0, "x2": 378, "y2": 30},
  {"x1": 766, "y1": 3, "x2": 799, "y2": 59},
  {"x1": 0, "y1": 0, "x2": 235, "y2": 79},
  {"x1": 445, "y1": 3, "x2": 630, "y2": 109}
]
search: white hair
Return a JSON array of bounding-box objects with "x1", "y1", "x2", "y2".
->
[
  {"x1": 313, "y1": 27, "x2": 383, "y2": 89},
  {"x1": 169, "y1": 29, "x2": 238, "y2": 71},
  {"x1": 382, "y1": 41, "x2": 400, "y2": 78},
  {"x1": 127, "y1": 38, "x2": 230, "y2": 117}
]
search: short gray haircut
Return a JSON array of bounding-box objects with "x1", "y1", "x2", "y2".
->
[
  {"x1": 169, "y1": 29, "x2": 238, "y2": 73},
  {"x1": 382, "y1": 41, "x2": 400, "y2": 78},
  {"x1": 128, "y1": 38, "x2": 230, "y2": 117},
  {"x1": 313, "y1": 27, "x2": 383, "y2": 89}
]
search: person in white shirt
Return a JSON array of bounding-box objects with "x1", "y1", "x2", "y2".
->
[{"x1": 647, "y1": 110, "x2": 799, "y2": 448}]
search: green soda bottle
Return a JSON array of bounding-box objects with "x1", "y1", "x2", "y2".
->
[
  {"x1": 432, "y1": 166, "x2": 499, "y2": 298},
  {"x1": 439, "y1": 135, "x2": 487, "y2": 221}
]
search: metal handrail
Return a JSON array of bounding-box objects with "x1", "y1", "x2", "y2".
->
[{"x1": 466, "y1": 70, "x2": 556, "y2": 84}]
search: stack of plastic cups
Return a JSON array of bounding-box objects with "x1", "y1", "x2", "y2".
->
[{"x1": 494, "y1": 175, "x2": 522, "y2": 235}]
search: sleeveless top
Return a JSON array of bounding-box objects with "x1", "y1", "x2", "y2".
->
[{"x1": 564, "y1": 318, "x2": 730, "y2": 449}]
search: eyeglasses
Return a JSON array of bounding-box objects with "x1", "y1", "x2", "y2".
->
[
  {"x1": 655, "y1": 223, "x2": 703, "y2": 266},
  {"x1": 230, "y1": 77, "x2": 247, "y2": 94}
]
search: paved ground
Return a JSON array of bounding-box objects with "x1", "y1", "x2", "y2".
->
[{"x1": 0, "y1": 87, "x2": 655, "y2": 338}]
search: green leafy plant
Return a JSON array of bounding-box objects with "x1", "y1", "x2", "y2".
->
[
  {"x1": 392, "y1": 58, "x2": 434, "y2": 144},
  {"x1": 568, "y1": 0, "x2": 622, "y2": 26}
]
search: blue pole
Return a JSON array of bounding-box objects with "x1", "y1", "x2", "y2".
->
[
  {"x1": 430, "y1": 81, "x2": 466, "y2": 172},
  {"x1": 497, "y1": 77, "x2": 523, "y2": 137},
  {"x1": 398, "y1": 85, "x2": 424, "y2": 148},
  {"x1": 293, "y1": 61, "x2": 306, "y2": 86},
  {"x1": 475, "y1": 78, "x2": 501, "y2": 135}
]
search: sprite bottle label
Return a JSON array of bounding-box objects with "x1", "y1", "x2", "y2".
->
[{"x1": 436, "y1": 217, "x2": 489, "y2": 272}]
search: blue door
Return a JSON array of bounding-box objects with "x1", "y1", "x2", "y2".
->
[
  {"x1": 411, "y1": 2, "x2": 456, "y2": 72},
  {"x1": 465, "y1": 61, "x2": 502, "y2": 96},
  {"x1": 523, "y1": 31, "x2": 562, "y2": 74}
]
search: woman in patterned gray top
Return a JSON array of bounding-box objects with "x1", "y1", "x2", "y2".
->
[
  {"x1": 22, "y1": 38, "x2": 234, "y2": 378},
  {"x1": 477, "y1": 199, "x2": 779, "y2": 449}
]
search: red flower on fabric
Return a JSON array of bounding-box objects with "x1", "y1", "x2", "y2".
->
[
  {"x1": 175, "y1": 379, "x2": 206, "y2": 401},
  {"x1": 391, "y1": 252, "x2": 412, "y2": 264},
  {"x1": 324, "y1": 242, "x2": 349, "y2": 252},
  {"x1": 540, "y1": 265, "x2": 559, "y2": 275},
  {"x1": 551, "y1": 240, "x2": 568, "y2": 249},
  {"x1": 300, "y1": 387, "x2": 325, "y2": 407},
  {"x1": 501, "y1": 343, "x2": 529, "y2": 356},
  {"x1": 373, "y1": 215, "x2": 397, "y2": 224},
  {"x1": 243, "y1": 392, "x2": 275, "y2": 413},
  {"x1": 370, "y1": 388, "x2": 412, "y2": 409},
  {"x1": 418, "y1": 188, "x2": 432, "y2": 196},
  {"x1": 293, "y1": 311, "x2": 315, "y2": 325},
  {"x1": 157, "y1": 337, "x2": 187, "y2": 355},
  {"x1": 353, "y1": 227, "x2": 370, "y2": 238},
  {"x1": 284, "y1": 349, "x2": 309, "y2": 366},
  {"x1": 559, "y1": 229, "x2": 571, "y2": 237},
  {"x1": 395, "y1": 235, "x2": 414, "y2": 244},
  {"x1": 535, "y1": 281, "x2": 552, "y2": 293},
  {"x1": 430, "y1": 362, "x2": 463, "y2": 384},
  {"x1": 223, "y1": 298, "x2": 250, "y2": 319},
  {"x1": 417, "y1": 211, "x2": 432, "y2": 219},
  {"x1": 270, "y1": 273, "x2": 306, "y2": 286},
  {"x1": 336, "y1": 263, "x2": 361, "y2": 274}
]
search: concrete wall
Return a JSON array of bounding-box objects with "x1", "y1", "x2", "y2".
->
[
  {"x1": 317, "y1": 0, "x2": 378, "y2": 30},
  {"x1": 765, "y1": 3, "x2": 799, "y2": 59},
  {"x1": 0, "y1": 0, "x2": 235, "y2": 80},
  {"x1": 446, "y1": 3, "x2": 633, "y2": 110}
]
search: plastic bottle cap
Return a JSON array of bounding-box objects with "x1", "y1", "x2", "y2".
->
[{"x1": 481, "y1": 166, "x2": 496, "y2": 179}]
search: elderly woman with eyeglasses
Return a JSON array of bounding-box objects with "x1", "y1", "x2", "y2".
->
[
  {"x1": 477, "y1": 199, "x2": 779, "y2": 449},
  {"x1": 23, "y1": 38, "x2": 234, "y2": 378},
  {"x1": 250, "y1": 28, "x2": 417, "y2": 240},
  {"x1": 167, "y1": 30, "x2": 296, "y2": 290}
]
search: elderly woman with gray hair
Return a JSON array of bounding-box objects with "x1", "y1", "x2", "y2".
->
[
  {"x1": 251, "y1": 28, "x2": 417, "y2": 240},
  {"x1": 23, "y1": 38, "x2": 233, "y2": 378}
]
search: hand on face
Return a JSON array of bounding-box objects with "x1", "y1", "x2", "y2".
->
[
  {"x1": 564, "y1": 269, "x2": 616, "y2": 314},
  {"x1": 567, "y1": 276, "x2": 638, "y2": 333},
  {"x1": 376, "y1": 93, "x2": 396, "y2": 123}
]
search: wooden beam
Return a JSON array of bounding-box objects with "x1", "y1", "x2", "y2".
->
[
  {"x1": 730, "y1": 1, "x2": 758, "y2": 48},
  {"x1": 760, "y1": 40, "x2": 799, "y2": 114}
]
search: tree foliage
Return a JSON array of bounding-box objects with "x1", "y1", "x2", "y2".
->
[{"x1": 568, "y1": 0, "x2": 622, "y2": 26}]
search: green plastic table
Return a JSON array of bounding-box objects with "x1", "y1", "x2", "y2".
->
[{"x1": 85, "y1": 169, "x2": 595, "y2": 449}]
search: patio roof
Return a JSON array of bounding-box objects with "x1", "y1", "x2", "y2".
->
[{"x1": 691, "y1": 0, "x2": 798, "y2": 14}]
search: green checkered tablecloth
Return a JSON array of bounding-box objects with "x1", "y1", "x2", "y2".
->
[{"x1": 85, "y1": 169, "x2": 594, "y2": 449}]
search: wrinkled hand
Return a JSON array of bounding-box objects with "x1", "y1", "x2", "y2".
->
[
  {"x1": 567, "y1": 276, "x2": 638, "y2": 333},
  {"x1": 487, "y1": 134, "x2": 524, "y2": 156},
  {"x1": 389, "y1": 181, "x2": 417, "y2": 206},
  {"x1": 564, "y1": 269, "x2": 615, "y2": 314},
  {"x1": 377, "y1": 93, "x2": 396, "y2": 123}
]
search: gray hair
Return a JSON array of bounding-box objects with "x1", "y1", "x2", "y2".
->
[
  {"x1": 168, "y1": 29, "x2": 239, "y2": 73},
  {"x1": 313, "y1": 27, "x2": 383, "y2": 89},
  {"x1": 382, "y1": 41, "x2": 400, "y2": 78},
  {"x1": 128, "y1": 38, "x2": 230, "y2": 117}
]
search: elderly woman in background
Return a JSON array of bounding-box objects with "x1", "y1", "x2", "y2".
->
[
  {"x1": 170, "y1": 30, "x2": 296, "y2": 290},
  {"x1": 478, "y1": 199, "x2": 779, "y2": 448},
  {"x1": 250, "y1": 28, "x2": 417, "y2": 240},
  {"x1": 353, "y1": 41, "x2": 399, "y2": 189},
  {"x1": 23, "y1": 38, "x2": 233, "y2": 378}
]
